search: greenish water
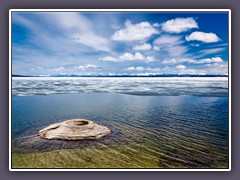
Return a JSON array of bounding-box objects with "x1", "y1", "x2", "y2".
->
[{"x1": 12, "y1": 93, "x2": 229, "y2": 169}]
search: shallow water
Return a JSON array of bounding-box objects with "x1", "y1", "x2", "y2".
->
[{"x1": 12, "y1": 91, "x2": 229, "y2": 168}]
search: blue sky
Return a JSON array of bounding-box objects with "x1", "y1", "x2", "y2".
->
[{"x1": 12, "y1": 11, "x2": 229, "y2": 75}]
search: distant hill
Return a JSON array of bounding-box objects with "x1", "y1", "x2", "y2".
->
[
  {"x1": 12, "y1": 74, "x2": 228, "y2": 77},
  {"x1": 12, "y1": 74, "x2": 39, "y2": 77}
]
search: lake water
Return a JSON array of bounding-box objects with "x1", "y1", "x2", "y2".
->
[
  {"x1": 12, "y1": 77, "x2": 228, "y2": 96},
  {"x1": 11, "y1": 77, "x2": 229, "y2": 168}
]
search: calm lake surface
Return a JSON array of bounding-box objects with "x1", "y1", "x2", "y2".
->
[{"x1": 11, "y1": 77, "x2": 229, "y2": 168}]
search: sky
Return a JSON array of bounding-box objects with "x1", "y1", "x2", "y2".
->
[{"x1": 12, "y1": 11, "x2": 229, "y2": 75}]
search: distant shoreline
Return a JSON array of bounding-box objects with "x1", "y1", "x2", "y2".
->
[{"x1": 12, "y1": 74, "x2": 228, "y2": 78}]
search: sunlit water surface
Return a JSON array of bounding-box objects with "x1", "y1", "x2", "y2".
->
[{"x1": 12, "y1": 77, "x2": 229, "y2": 168}]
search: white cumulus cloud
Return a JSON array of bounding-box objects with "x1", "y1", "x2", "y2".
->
[
  {"x1": 111, "y1": 20, "x2": 159, "y2": 41},
  {"x1": 132, "y1": 43, "x2": 152, "y2": 51},
  {"x1": 126, "y1": 66, "x2": 144, "y2": 71},
  {"x1": 192, "y1": 57, "x2": 223, "y2": 64},
  {"x1": 153, "y1": 23, "x2": 161, "y2": 27},
  {"x1": 75, "y1": 64, "x2": 99, "y2": 70},
  {"x1": 120, "y1": 52, "x2": 145, "y2": 60},
  {"x1": 127, "y1": 67, "x2": 136, "y2": 71},
  {"x1": 162, "y1": 17, "x2": 198, "y2": 33},
  {"x1": 100, "y1": 52, "x2": 155, "y2": 63},
  {"x1": 204, "y1": 62, "x2": 228, "y2": 74},
  {"x1": 186, "y1": 31, "x2": 221, "y2": 43},
  {"x1": 176, "y1": 65, "x2": 186, "y2": 69},
  {"x1": 145, "y1": 56, "x2": 155, "y2": 62},
  {"x1": 126, "y1": 66, "x2": 161, "y2": 72}
]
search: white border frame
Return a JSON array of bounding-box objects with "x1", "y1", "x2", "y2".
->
[{"x1": 9, "y1": 9, "x2": 231, "y2": 171}]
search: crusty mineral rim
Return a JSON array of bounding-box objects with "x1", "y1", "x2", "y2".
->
[
  {"x1": 62, "y1": 119, "x2": 95, "y2": 131},
  {"x1": 38, "y1": 119, "x2": 112, "y2": 140},
  {"x1": 65, "y1": 119, "x2": 90, "y2": 126}
]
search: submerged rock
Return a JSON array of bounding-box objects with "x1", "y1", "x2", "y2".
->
[{"x1": 38, "y1": 119, "x2": 111, "y2": 140}]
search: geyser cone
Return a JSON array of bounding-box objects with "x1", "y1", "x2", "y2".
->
[{"x1": 38, "y1": 119, "x2": 111, "y2": 140}]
